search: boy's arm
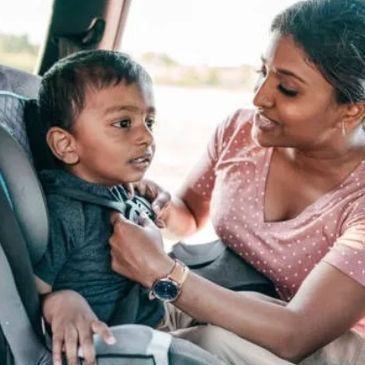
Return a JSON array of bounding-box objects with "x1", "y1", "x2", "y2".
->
[
  {"x1": 42, "y1": 289, "x2": 115, "y2": 365},
  {"x1": 35, "y1": 263, "x2": 115, "y2": 365},
  {"x1": 35, "y1": 275, "x2": 52, "y2": 294},
  {"x1": 35, "y1": 275, "x2": 116, "y2": 365}
]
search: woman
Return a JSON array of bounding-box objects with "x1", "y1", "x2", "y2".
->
[{"x1": 44, "y1": 0, "x2": 365, "y2": 364}]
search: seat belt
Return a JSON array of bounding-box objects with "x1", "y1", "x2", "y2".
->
[
  {"x1": 48, "y1": 188, "x2": 128, "y2": 214},
  {"x1": 47, "y1": 187, "x2": 155, "y2": 222}
]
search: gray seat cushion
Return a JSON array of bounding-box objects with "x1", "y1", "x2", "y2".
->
[{"x1": 0, "y1": 65, "x2": 41, "y2": 99}]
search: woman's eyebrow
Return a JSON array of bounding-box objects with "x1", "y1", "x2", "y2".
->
[
  {"x1": 261, "y1": 56, "x2": 307, "y2": 84},
  {"x1": 276, "y1": 68, "x2": 307, "y2": 84}
]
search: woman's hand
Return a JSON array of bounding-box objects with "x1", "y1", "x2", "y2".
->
[
  {"x1": 42, "y1": 290, "x2": 116, "y2": 365},
  {"x1": 134, "y1": 179, "x2": 172, "y2": 228},
  {"x1": 109, "y1": 212, "x2": 174, "y2": 288}
]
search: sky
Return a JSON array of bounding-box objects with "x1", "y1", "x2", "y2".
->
[
  {"x1": 0, "y1": 0, "x2": 53, "y2": 43},
  {"x1": 0, "y1": 0, "x2": 298, "y2": 67},
  {"x1": 122, "y1": 0, "x2": 298, "y2": 66}
]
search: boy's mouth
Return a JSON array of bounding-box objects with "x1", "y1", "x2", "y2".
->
[{"x1": 128, "y1": 153, "x2": 153, "y2": 169}]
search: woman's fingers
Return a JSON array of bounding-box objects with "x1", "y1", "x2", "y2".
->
[
  {"x1": 124, "y1": 183, "x2": 135, "y2": 198},
  {"x1": 134, "y1": 179, "x2": 171, "y2": 213},
  {"x1": 155, "y1": 218, "x2": 166, "y2": 228},
  {"x1": 110, "y1": 211, "x2": 128, "y2": 226},
  {"x1": 152, "y1": 191, "x2": 171, "y2": 215},
  {"x1": 109, "y1": 210, "x2": 172, "y2": 287}
]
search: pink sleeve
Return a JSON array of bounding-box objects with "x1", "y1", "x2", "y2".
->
[
  {"x1": 181, "y1": 109, "x2": 243, "y2": 200},
  {"x1": 323, "y1": 206, "x2": 365, "y2": 287}
]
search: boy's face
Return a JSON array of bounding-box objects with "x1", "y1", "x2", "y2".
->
[{"x1": 68, "y1": 81, "x2": 156, "y2": 186}]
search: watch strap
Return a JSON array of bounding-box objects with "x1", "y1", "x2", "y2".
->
[{"x1": 167, "y1": 259, "x2": 189, "y2": 288}]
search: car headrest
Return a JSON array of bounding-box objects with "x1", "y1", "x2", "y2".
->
[
  {"x1": 0, "y1": 64, "x2": 41, "y2": 99},
  {"x1": 0, "y1": 92, "x2": 48, "y2": 266}
]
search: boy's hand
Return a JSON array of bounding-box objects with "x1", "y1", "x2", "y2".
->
[
  {"x1": 134, "y1": 179, "x2": 171, "y2": 228},
  {"x1": 42, "y1": 290, "x2": 116, "y2": 365}
]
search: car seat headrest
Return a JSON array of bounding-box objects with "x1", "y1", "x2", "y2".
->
[
  {"x1": 0, "y1": 64, "x2": 41, "y2": 99},
  {"x1": 0, "y1": 91, "x2": 33, "y2": 159},
  {"x1": 0, "y1": 92, "x2": 49, "y2": 265},
  {"x1": 24, "y1": 98, "x2": 59, "y2": 172}
]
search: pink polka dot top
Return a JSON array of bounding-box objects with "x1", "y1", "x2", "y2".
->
[{"x1": 185, "y1": 109, "x2": 365, "y2": 307}]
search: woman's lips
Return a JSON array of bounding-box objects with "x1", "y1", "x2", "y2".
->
[{"x1": 254, "y1": 112, "x2": 280, "y2": 131}]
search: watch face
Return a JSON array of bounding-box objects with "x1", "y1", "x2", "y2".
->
[{"x1": 153, "y1": 279, "x2": 179, "y2": 302}]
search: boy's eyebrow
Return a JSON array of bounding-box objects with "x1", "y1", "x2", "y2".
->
[
  {"x1": 261, "y1": 56, "x2": 307, "y2": 84},
  {"x1": 104, "y1": 105, "x2": 156, "y2": 115}
]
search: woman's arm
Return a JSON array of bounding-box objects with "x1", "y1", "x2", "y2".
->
[
  {"x1": 109, "y1": 213, "x2": 365, "y2": 362},
  {"x1": 164, "y1": 187, "x2": 211, "y2": 239},
  {"x1": 135, "y1": 179, "x2": 211, "y2": 239},
  {"x1": 177, "y1": 262, "x2": 365, "y2": 362}
]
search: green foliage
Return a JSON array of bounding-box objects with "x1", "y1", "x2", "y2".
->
[
  {"x1": 0, "y1": 33, "x2": 38, "y2": 54},
  {"x1": 205, "y1": 68, "x2": 220, "y2": 86},
  {"x1": 141, "y1": 52, "x2": 177, "y2": 67},
  {"x1": 138, "y1": 52, "x2": 256, "y2": 90},
  {"x1": 0, "y1": 33, "x2": 39, "y2": 73}
]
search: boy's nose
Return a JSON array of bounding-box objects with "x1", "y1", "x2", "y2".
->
[{"x1": 136, "y1": 125, "x2": 154, "y2": 146}]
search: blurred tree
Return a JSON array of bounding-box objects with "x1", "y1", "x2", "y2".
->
[{"x1": 0, "y1": 33, "x2": 39, "y2": 73}]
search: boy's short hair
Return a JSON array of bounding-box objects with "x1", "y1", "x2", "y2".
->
[{"x1": 38, "y1": 50, "x2": 152, "y2": 132}]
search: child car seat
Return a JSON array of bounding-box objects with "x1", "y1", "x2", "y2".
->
[{"x1": 0, "y1": 84, "x2": 223, "y2": 364}]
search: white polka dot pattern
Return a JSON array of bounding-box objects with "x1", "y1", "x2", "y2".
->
[{"x1": 183, "y1": 109, "x2": 365, "y2": 303}]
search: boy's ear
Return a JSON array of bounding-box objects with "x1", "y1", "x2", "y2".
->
[{"x1": 46, "y1": 127, "x2": 79, "y2": 165}]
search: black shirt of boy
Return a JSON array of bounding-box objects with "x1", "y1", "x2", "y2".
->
[{"x1": 35, "y1": 169, "x2": 164, "y2": 327}]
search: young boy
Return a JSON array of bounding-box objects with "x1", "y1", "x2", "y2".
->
[{"x1": 34, "y1": 50, "x2": 164, "y2": 328}]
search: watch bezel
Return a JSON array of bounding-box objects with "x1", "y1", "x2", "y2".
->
[{"x1": 151, "y1": 278, "x2": 180, "y2": 302}]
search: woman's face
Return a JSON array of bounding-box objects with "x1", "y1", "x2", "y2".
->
[{"x1": 252, "y1": 32, "x2": 345, "y2": 152}]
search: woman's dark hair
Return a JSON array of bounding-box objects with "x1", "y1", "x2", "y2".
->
[
  {"x1": 271, "y1": 0, "x2": 365, "y2": 104},
  {"x1": 38, "y1": 50, "x2": 152, "y2": 132}
]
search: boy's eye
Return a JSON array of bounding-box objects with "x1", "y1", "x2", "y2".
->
[
  {"x1": 145, "y1": 118, "x2": 156, "y2": 131},
  {"x1": 113, "y1": 119, "x2": 131, "y2": 128}
]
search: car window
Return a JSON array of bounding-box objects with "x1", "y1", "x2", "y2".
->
[
  {"x1": 120, "y1": 0, "x2": 297, "y2": 243},
  {"x1": 0, "y1": 0, "x2": 53, "y2": 73}
]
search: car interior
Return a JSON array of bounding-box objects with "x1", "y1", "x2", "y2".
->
[
  {"x1": 0, "y1": 1, "x2": 276, "y2": 364},
  {"x1": 0, "y1": 53, "x2": 229, "y2": 365}
]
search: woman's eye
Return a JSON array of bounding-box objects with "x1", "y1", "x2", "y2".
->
[
  {"x1": 145, "y1": 118, "x2": 156, "y2": 131},
  {"x1": 113, "y1": 119, "x2": 131, "y2": 128},
  {"x1": 278, "y1": 85, "x2": 298, "y2": 97}
]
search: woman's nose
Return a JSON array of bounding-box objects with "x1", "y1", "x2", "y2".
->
[{"x1": 253, "y1": 78, "x2": 275, "y2": 109}]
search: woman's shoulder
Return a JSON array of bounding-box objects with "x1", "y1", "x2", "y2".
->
[
  {"x1": 216, "y1": 108, "x2": 255, "y2": 146},
  {"x1": 221, "y1": 108, "x2": 255, "y2": 130}
]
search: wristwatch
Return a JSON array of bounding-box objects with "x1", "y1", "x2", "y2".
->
[{"x1": 149, "y1": 260, "x2": 189, "y2": 302}]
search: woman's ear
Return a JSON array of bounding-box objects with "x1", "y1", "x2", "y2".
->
[
  {"x1": 342, "y1": 103, "x2": 365, "y2": 129},
  {"x1": 46, "y1": 127, "x2": 79, "y2": 165}
]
